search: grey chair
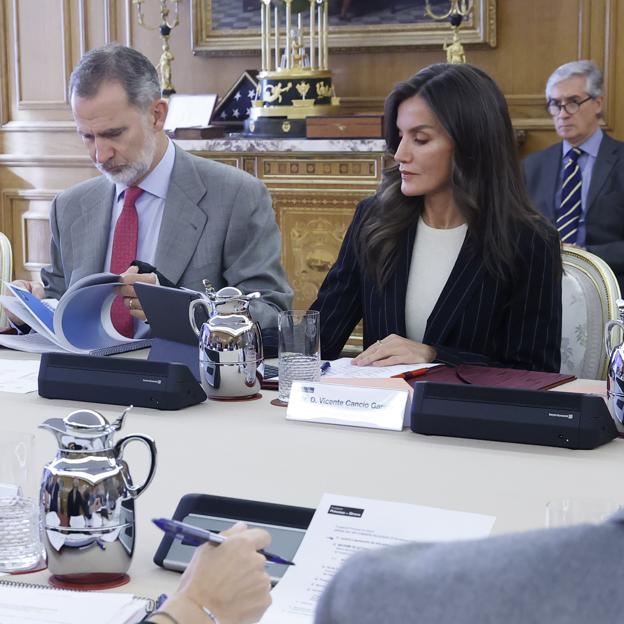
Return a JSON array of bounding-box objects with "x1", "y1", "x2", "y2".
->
[{"x1": 560, "y1": 245, "x2": 621, "y2": 379}]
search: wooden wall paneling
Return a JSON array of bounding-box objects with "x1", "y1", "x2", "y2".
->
[
  {"x1": 12, "y1": 0, "x2": 72, "y2": 113},
  {"x1": 77, "y1": 0, "x2": 117, "y2": 56},
  {"x1": 0, "y1": 1, "x2": 8, "y2": 128},
  {"x1": 586, "y1": 0, "x2": 616, "y2": 131},
  {"x1": 1, "y1": 190, "x2": 56, "y2": 280},
  {"x1": 614, "y1": 0, "x2": 624, "y2": 145}
]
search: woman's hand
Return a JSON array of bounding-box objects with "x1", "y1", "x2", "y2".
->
[
  {"x1": 157, "y1": 522, "x2": 272, "y2": 624},
  {"x1": 352, "y1": 334, "x2": 437, "y2": 367}
]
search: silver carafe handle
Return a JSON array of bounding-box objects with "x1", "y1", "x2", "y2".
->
[
  {"x1": 605, "y1": 319, "x2": 624, "y2": 359},
  {"x1": 189, "y1": 299, "x2": 211, "y2": 337},
  {"x1": 114, "y1": 434, "x2": 157, "y2": 498}
]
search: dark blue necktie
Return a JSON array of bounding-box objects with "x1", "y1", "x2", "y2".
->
[{"x1": 556, "y1": 147, "x2": 583, "y2": 244}]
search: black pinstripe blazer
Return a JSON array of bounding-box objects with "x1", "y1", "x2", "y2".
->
[{"x1": 310, "y1": 199, "x2": 562, "y2": 372}]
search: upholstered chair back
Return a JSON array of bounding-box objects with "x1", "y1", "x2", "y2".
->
[
  {"x1": 560, "y1": 245, "x2": 621, "y2": 380},
  {"x1": 0, "y1": 232, "x2": 13, "y2": 329}
]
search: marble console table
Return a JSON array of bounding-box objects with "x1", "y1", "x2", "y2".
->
[{"x1": 175, "y1": 139, "x2": 386, "y2": 348}]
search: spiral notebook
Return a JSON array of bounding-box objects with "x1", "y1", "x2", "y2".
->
[{"x1": 0, "y1": 580, "x2": 153, "y2": 624}]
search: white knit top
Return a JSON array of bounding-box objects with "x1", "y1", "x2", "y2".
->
[{"x1": 405, "y1": 217, "x2": 468, "y2": 343}]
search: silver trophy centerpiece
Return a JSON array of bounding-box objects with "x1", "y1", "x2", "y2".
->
[
  {"x1": 189, "y1": 285, "x2": 264, "y2": 400},
  {"x1": 39, "y1": 407, "x2": 156, "y2": 587}
]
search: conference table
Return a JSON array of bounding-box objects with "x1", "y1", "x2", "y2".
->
[{"x1": 1, "y1": 350, "x2": 622, "y2": 604}]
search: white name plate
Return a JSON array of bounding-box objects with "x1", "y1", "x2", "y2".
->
[{"x1": 286, "y1": 381, "x2": 409, "y2": 431}]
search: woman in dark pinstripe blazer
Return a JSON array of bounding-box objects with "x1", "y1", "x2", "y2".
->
[{"x1": 311, "y1": 64, "x2": 562, "y2": 372}]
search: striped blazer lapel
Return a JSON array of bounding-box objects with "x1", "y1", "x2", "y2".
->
[
  {"x1": 379, "y1": 222, "x2": 417, "y2": 338},
  {"x1": 423, "y1": 233, "x2": 487, "y2": 345}
]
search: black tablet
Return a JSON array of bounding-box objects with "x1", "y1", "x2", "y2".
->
[
  {"x1": 135, "y1": 282, "x2": 208, "y2": 380},
  {"x1": 154, "y1": 493, "x2": 315, "y2": 584}
]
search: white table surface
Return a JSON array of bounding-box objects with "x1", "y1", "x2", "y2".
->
[{"x1": 0, "y1": 350, "x2": 619, "y2": 601}]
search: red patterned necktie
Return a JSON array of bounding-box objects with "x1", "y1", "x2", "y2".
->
[{"x1": 110, "y1": 186, "x2": 143, "y2": 337}]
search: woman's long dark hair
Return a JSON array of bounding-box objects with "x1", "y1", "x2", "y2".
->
[{"x1": 357, "y1": 63, "x2": 554, "y2": 289}]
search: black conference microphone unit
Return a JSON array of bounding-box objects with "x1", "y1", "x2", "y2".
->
[
  {"x1": 38, "y1": 352, "x2": 207, "y2": 410},
  {"x1": 410, "y1": 382, "x2": 618, "y2": 450}
]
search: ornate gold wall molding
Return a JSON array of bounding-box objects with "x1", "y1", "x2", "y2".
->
[
  {"x1": 258, "y1": 157, "x2": 379, "y2": 185},
  {"x1": 272, "y1": 190, "x2": 369, "y2": 349}
]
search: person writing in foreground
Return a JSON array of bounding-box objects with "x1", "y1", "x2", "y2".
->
[
  {"x1": 145, "y1": 523, "x2": 272, "y2": 624},
  {"x1": 149, "y1": 512, "x2": 624, "y2": 624},
  {"x1": 311, "y1": 64, "x2": 562, "y2": 372}
]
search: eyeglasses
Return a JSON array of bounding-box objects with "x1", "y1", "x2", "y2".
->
[{"x1": 546, "y1": 95, "x2": 594, "y2": 116}]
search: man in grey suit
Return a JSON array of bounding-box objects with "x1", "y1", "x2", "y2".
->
[
  {"x1": 315, "y1": 511, "x2": 624, "y2": 623},
  {"x1": 523, "y1": 60, "x2": 624, "y2": 291},
  {"x1": 7, "y1": 44, "x2": 291, "y2": 334}
]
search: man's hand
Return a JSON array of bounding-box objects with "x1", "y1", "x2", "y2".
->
[
  {"x1": 161, "y1": 522, "x2": 272, "y2": 624},
  {"x1": 2, "y1": 280, "x2": 45, "y2": 325},
  {"x1": 118, "y1": 266, "x2": 157, "y2": 322},
  {"x1": 352, "y1": 333, "x2": 437, "y2": 367}
]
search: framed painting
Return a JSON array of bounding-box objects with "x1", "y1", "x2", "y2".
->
[{"x1": 192, "y1": 0, "x2": 497, "y2": 55}]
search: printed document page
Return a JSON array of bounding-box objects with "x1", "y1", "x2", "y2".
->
[
  {"x1": 0, "y1": 358, "x2": 40, "y2": 393},
  {"x1": 0, "y1": 331, "x2": 67, "y2": 355},
  {"x1": 260, "y1": 493, "x2": 495, "y2": 624},
  {"x1": 0, "y1": 584, "x2": 148, "y2": 624},
  {"x1": 323, "y1": 357, "x2": 439, "y2": 379}
]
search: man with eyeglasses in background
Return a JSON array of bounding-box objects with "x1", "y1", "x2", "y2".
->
[{"x1": 523, "y1": 60, "x2": 624, "y2": 291}]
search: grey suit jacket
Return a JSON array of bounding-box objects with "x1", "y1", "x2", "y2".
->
[
  {"x1": 40, "y1": 145, "x2": 292, "y2": 327},
  {"x1": 523, "y1": 133, "x2": 624, "y2": 291},
  {"x1": 316, "y1": 511, "x2": 624, "y2": 623}
]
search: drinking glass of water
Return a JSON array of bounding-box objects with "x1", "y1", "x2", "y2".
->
[
  {"x1": 545, "y1": 498, "x2": 622, "y2": 528},
  {"x1": 278, "y1": 310, "x2": 321, "y2": 404},
  {"x1": 0, "y1": 431, "x2": 44, "y2": 572}
]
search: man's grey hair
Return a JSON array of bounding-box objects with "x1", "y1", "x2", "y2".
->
[
  {"x1": 545, "y1": 60, "x2": 603, "y2": 100},
  {"x1": 69, "y1": 43, "x2": 160, "y2": 110}
]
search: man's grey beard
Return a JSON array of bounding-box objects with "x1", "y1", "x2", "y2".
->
[{"x1": 96, "y1": 127, "x2": 157, "y2": 186}]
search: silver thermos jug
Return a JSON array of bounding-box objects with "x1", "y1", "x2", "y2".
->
[
  {"x1": 189, "y1": 285, "x2": 264, "y2": 399},
  {"x1": 39, "y1": 407, "x2": 156, "y2": 585}
]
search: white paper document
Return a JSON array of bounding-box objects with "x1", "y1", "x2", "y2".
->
[
  {"x1": 164, "y1": 93, "x2": 217, "y2": 131},
  {"x1": 0, "y1": 583, "x2": 149, "y2": 624},
  {"x1": 0, "y1": 358, "x2": 40, "y2": 393},
  {"x1": 0, "y1": 331, "x2": 68, "y2": 354},
  {"x1": 260, "y1": 493, "x2": 495, "y2": 624},
  {"x1": 323, "y1": 357, "x2": 440, "y2": 379}
]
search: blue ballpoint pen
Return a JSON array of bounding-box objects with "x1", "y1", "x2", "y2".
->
[
  {"x1": 152, "y1": 518, "x2": 296, "y2": 566},
  {"x1": 321, "y1": 361, "x2": 331, "y2": 375}
]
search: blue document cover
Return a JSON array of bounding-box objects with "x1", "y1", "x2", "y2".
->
[{"x1": 5, "y1": 273, "x2": 151, "y2": 354}]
